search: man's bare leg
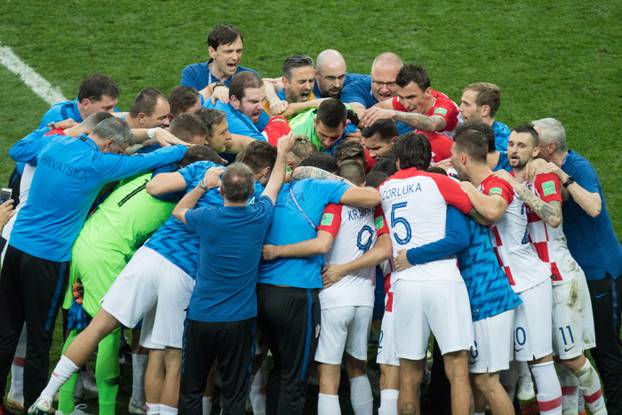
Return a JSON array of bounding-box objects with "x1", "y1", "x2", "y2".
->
[
  {"x1": 472, "y1": 372, "x2": 514, "y2": 415},
  {"x1": 442, "y1": 350, "x2": 471, "y2": 415},
  {"x1": 398, "y1": 358, "x2": 424, "y2": 415}
]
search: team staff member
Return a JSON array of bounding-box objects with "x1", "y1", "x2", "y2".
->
[
  {"x1": 181, "y1": 24, "x2": 255, "y2": 104},
  {"x1": 257, "y1": 154, "x2": 381, "y2": 414},
  {"x1": 530, "y1": 117, "x2": 622, "y2": 413},
  {"x1": 38, "y1": 73, "x2": 119, "y2": 128},
  {"x1": 313, "y1": 49, "x2": 366, "y2": 99},
  {"x1": 176, "y1": 135, "x2": 293, "y2": 415},
  {"x1": 0, "y1": 117, "x2": 187, "y2": 411},
  {"x1": 458, "y1": 82, "x2": 511, "y2": 151}
]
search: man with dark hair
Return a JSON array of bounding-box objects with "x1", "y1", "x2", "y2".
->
[
  {"x1": 180, "y1": 24, "x2": 255, "y2": 103},
  {"x1": 39, "y1": 73, "x2": 119, "y2": 128},
  {"x1": 256, "y1": 144, "x2": 380, "y2": 414},
  {"x1": 454, "y1": 121, "x2": 511, "y2": 172},
  {"x1": 125, "y1": 88, "x2": 171, "y2": 129},
  {"x1": 453, "y1": 125, "x2": 565, "y2": 415},
  {"x1": 379, "y1": 132, "x2": 478, "y2": 415},
  {"x1": 169, "y1": 86, "x2": 201, "y2": 119},
  {"x1": 2, "y1": 117, "x2": 187, "y2": 413},
  {"x1": 459, "y1": 82, "x2": 510, "y2": 151},
  {"x1": 168, "y1": 113, "x2": 209, "y2": 145},
  {"x1": 264, "y1": 55, "x2": 325, "y2": 118},
  {"x1": 175, "y1": 136, "x2": 293, "y2": 415},
  {"x1": 361, "y1": 64, "x2": 458, "y2": 160},
  {"x1": 335, "y1": 141, "x2": 366, "y2": 170},
  {"x1": 194, "y1": 108, "x2": 231, "y2": 153},
  {"x1": 362, "y1": 119, "x2": 398, "y2": 160},
  {"x1": 313, "y1": 49, "x2": 366, "y2": 99},
  {"x1": 205, "y1": 72, "x2": 268, "y2": 151},
  {"x1": 289, "y1": 98, "x2": 358, "y2": 154}
]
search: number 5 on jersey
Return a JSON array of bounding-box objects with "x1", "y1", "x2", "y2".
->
[{"x1": 391, "y1": 202, "x2": 412, "y2": 245}]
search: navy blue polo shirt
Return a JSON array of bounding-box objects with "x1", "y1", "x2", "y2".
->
[
  {"x1": 561, "y1": 150, "x2": 622, "y2": 280},
  {"x1": 180, "y1": 60, "x2": 255, "y2": 91}
]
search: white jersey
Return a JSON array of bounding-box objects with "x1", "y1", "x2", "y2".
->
[
  {"x1": 379, "y1": 167, "x2": 473, "y2": 283},
  {"x1": 479, "y1": 174, "x2": 549, "y2": 293},
  {"x1": 526, "y1": 173, "x2": 582, "y2": 286},
  {"x1": 1, "y1": 164, "x2": 35, "y2": 242},
  {"x1": 317, "y1": 204, "x2": 387, "y2": 308}
]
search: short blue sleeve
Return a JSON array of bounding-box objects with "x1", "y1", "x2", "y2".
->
[
  {"x1": 185, "y1": 205, "x2": 213, "y2": 231},
  {"x1": 570, "y1": 158, "x2": 600, "y2": 194},
  {"x1": 180, "y1": 63, "x2": 207, "y2": 90},
  {"x1": 309, "y1": 179, "x2": 351, "y2": 205},
  {"x1": 341, "y1": 77, "x2": 373, "y2": 107}
]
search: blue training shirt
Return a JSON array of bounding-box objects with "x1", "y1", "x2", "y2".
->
[
  {"x1": 493, "y1": 151, "x2": 511, "y2": 172},
  {"x1": 8, "y1": 133, "x2": 187, "y2": 262},
  {"x1": 203, "y1": 100, "x2": 266, "y2": 141},
  {"x1": 258, "y1": 179, "x2": 350, "y2": 288},
  {"x1": 180, "y1": 61, "x2": 255, "y2": 91},
  {"x1": 406, "y1": 206, "x2": 522, "y2": 321},
  {"x1": 493, "y1": 120, "x2": 510, "y2": 152},
  {"x1": 186, "y1": 195, "x2": 274, "y2": 322},
  {"x1": 38, "y1": 99, "x2": 83, "y2": 128},
  {"x1": 145, "y1": 161, "x2": 264, "y2": 277},
  {"x1": 561, "y1": 151, "x2": 622, "y2": 280}
]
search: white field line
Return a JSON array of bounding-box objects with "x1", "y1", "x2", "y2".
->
[{"x1": 0, "y1": 44, "x2": 66, "y2": 104}]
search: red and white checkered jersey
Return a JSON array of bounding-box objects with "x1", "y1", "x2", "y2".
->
[
  {"x1": 379, "y1": 167, "x2": 473, "y2": 283},
  {"x1": 380, "y1": 259, "x2": 395, "y2": 312},
  {"x1": 317, "y1": 204, "x2": 389, "y2": 308},
  {"x1": 480, "y1": 175, "x2": 550, "y2": 293},
  {"x1": 526, "y1": 173, "x2": 582, "y2": 286}
]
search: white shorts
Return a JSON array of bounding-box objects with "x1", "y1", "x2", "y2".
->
[
  {"x1": 469, "y1": 310, "x2": 514, "y2": 374},
  {"x1": 394, "y1": 280, "x2": 473, "y2": 360},
  {"x1": 552, "y1": 275, "x2": 596, "y2": 359},
  {"x1": 315, "y1": 306, "x2": 373, "y2": 364},
  {"x1": 513, "y1": 280, "x2": 553, "y2": 361},
  {"x1": 101, "y1": 246, "x2": 194, "y2": 349},
  {"x1": 377, "y1": 295, "x2": 399, "y2": 366}
]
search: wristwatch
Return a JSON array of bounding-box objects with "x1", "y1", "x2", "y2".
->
[
  {"x1": 198, "y1": 179, "x2": 209, "y2": 191},
  {"x1": 562, "y1": 176, "x2": 575, "y2": 188}
]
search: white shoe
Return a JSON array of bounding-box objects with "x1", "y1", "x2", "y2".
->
[
  {"x1": 27, "y1": 396, "x2": 54, "y2": 414},
  {"x1": 128, "y1": 399, "x2": 146, "y2": 415}
]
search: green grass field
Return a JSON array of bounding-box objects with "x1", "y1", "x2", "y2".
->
[{"x1": 1, "y1": 0, "x2": 621, "y2": 413}]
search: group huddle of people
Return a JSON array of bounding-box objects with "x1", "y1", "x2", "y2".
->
[{"x1": 0, "y1": 23, "x2": 620, "y2": 415}]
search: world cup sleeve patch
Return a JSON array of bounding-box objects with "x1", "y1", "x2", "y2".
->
[
  {"x1": 433, "y1": 107, "x2": 448, "y2": 116},
  {"x1": 375, "y1": 216, "x2": 385, "y2": 230},
  {"x1": 320, "y1": 213, "x2": 334, "y2": 226},
  {"x1": 489, "y1": 186, "x2": 503, "y2": 196},
  {"x1": 541, "y1": 180, "x2": 556, "y2": 196}
]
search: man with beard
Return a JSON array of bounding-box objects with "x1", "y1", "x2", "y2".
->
[{"x1": 313, "y1": 49, "x2": 366, "y2": 99}]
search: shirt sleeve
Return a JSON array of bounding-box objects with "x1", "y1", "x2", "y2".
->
[
  {"x1": 184, "y1": 206, "x2": 212, "y2": 231},
  {"x1": 310, "y1": 179, "x2": 351, "y2": 205},
  {"x1": 481, "y1": 176, "x2": 514, "y2": 205},
  {"x1": 568, "y1": 158, "x2": 600, "y2": 194},
  {"x1": 341, "y1": 80, "x2": 369, "y2": 107},
  {"x1": 374, "y1": 206, "x2": 389, "y2": 235},
  {"x1": 180, "y1": 64, "x2": 200, "y2": 89},
  {"x1": 97, "y1": 145, "x2": 187, "y2": 183},
  {"x1": 317, "y1": 204, "x2": 343, "y2": 237},
  {"x1": 428, "y1": 174, "x2": 473, "y2": 214},
  {"x1": 406, "y1": 206, "x2": 470, "y2": 265},
  {"x1": 392, "y1": 96, "x2": 407, "y2": 111},
  {"x1": 8, "y1": 128, "x2": 52, "y2": 164},
  {"x1": 533, "y1": 173, "x2": 562, "y2": 204}
]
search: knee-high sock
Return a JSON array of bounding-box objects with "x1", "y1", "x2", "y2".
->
[
  {"x1": 317, "y1": 393, "x2": 341, "y2": 415},
  {"x1": 131, "y1": 352, "x2": 148, "y2": 404},
  {"x1": 202, "y1": 396, "x2": 212, "y2": 415},
  {"x1": 250, "y1": 364, "x2": 267, "y2": 415},
  {"x1": 57, "y1": 330, "x2": 80, "y2": 414},
  {"x1": 8, "y1": 326, "x2": 27, "y2": 400},
  {"x1": 96, "y1": 327, "x2": 121, "y2": 415},
  {"x1": 530, "y1": 361, "x2": 562, "y2": 415},
  {"x1": 350, "y1": 375, "x2": 373, "y2": 415},
  {"x1": 557, "y1": 364, "x2": 579, "y2": 415},
  {"x1": 377, "y1": 389, "x2": 399, "y2": 415},
  {"x1": 575, "y1": 360, "x2": 606, "y2": 415}
]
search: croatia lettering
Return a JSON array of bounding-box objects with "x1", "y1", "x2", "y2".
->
[{"x1": 39, "y1": 155, "x2": 89, "y2": 181}]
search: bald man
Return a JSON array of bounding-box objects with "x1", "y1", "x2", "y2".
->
[
  {"x1": 313, "y1": 49, "x2": 366, "y2": 99},
  {"x1": 341, "y1": 52, "x2": 403, "y2": 118}
]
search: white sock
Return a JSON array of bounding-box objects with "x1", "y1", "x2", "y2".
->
[
  {"x1": 146, "y1": 402, "x2": 160, "y2": 415},
  {"x1": 9, "y1": 358, "x2": 24, "y2": 399},
  {"x1": 202, "y1": 396, "x2": 212, "y2": 415},
  {"x1": 517, "y1": 361, "x2": 536, "y2": 402},
  {"x1": 530, "y1": 361, "x2": 562, "y2": 415},
  {"x1": 349, "y1": 375, "x2": 373, "y2": 415},
  {"x1": 378, "y1": 388, "x2": 399, "y2": 415},
  {"x1": 250, "y1": 365, "x2": 267, "y2": 415},
  {"x1": 473, "y1": 412, "x2": 486, "y2": 415},
  {"x1": 557, "y1": 364, "x2": 579, "y2": 415},
  {"x1": 159, "y1": 404, "x2": 178, "y2": 414},
  {"x1": 575, "y1": 360, "x2": 606, "y2": 415},
  {"x1": 131, "y1": 353, "x2": 148, "y2": 404},
  {"x1": 41, "y1": 355, "x2": 80, "y2": 398},
  {"x1": 577, "y1": 388, "x2": 586, "y2": 414},
  {"x1": 317, "y1": 393, "x2": 340, "y2": 414}
]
